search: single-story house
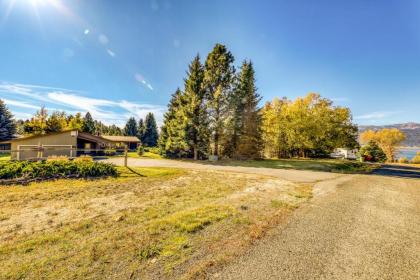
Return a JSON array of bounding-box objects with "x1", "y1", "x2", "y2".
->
[
  {"x1": 100, "y1": 135, "x2": 141, "y2": 150},
  {"x1": 330, "y1": 148, "x2": 358, "y2": 160},
  {"x1": 0, "y1": 130, "x2": 112, "y2": 160}
]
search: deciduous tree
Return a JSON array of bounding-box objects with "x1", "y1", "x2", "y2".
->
[
  {"x1": 46, "y1": 111, "x2": 67, "y2": 133},
  {"x1": 360, "y1": 128, "x2": 405, "y2": 162}
]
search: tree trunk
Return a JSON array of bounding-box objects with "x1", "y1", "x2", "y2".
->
[{"x1": 214, "y1": 132, "x2": 219, "y2": 156}]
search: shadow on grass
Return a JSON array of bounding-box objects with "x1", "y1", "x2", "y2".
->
[{"x1": 118, "y1": 166, "x2": 146, "y2": 177}]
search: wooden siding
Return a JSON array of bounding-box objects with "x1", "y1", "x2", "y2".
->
[{"x1": 10, "y1": 131, "x2": 77, "y2": 160}]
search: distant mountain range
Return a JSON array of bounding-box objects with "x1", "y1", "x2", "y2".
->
[{"x1": 358, "y1": 122, "x2": 420, "y2": 147}]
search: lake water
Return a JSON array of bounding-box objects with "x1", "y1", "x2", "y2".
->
[{"x1": 397, "y1": 148, "x2": 419, "y2": 159}]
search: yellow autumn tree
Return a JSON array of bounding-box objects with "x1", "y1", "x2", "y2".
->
[
  {"x1": 360, "y1": 128, "x2": 405, "y2": 162},
  {"x1": 261, "y1": 93, "x2": 358, "y2": 158}
]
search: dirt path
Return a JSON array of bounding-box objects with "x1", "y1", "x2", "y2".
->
[
  {"x1": 103, "y1": 158, "x2": 339, "y2": 183},
  {"x1": 211, "y1": 174, "x2": 420, "y2": 280}
]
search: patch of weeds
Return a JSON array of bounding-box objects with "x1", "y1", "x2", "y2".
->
[
  {"x1": 139, "y1": 243, "x2": 162, "y2": 260},
  {"x1": 117, "y1": 167, "x2": 184, "y2": 178},
  {"x1": 161, "y1": 234, "x2": 190, "y2": 257},
  {"x1": 148, "y1": 205, "x2": 235, "y2": 234},
  {"x1": 270, "y1": 199, "x2": 298, "y2": 210}
]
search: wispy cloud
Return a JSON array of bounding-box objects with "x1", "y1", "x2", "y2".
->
[
  {"x1": 2, "y1": 99, "x2": 40, "y2": 109},
  {"x1": 0, "y1": 82, "x2": 165, "y2": 126},
  {"x1": 355, "y1": 111, "x2": 402, "y2": 120},
  {"x1": 134, "y1": 73, "x2": 154, "y2": 91}
]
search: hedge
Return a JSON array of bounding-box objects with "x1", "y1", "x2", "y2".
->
[{"x1": 0, "y1": 160, "x2": 117, "y2": 182}]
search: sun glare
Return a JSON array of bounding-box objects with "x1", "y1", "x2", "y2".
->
[{"x1": 2, "y1": 0, "x2": 74, "y2": 22}]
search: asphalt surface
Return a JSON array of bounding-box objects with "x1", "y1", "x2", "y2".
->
[
  {"x1": 372, "y1": 164, "x2": 420, "y2": 179},
  {"x1": 212, "y1": 173, "x2": 420, "y2": 280}
]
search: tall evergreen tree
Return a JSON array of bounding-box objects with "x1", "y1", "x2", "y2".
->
[
  {"x1": 138, "y1": 118, "x2": 145, "y2": 142},
  {"x1": 159, "y1": 89, "x2": 188, "y2": 157},
  {"x1": 124, "y1": 117, "x2": 138, "y2": 136},
  {"x1": 231, "y1": 61, "x2": 263, "y2": 159},
  {"x1": 203, "y1": 43, "x2": 235, "y2": 157},
  {"x1": 143, "y1": 112, "x2": 159, "y2": 147},
  {"x1": 183, "y1": 54, "x2": 209, "y2": 159},
  {"x1": 0, "y1": 99, "x2": 16, "y2": 141},
  {"x1": 108, "y1": 124, "x2": 123, "y2": 136},
  {"x1": 82, "y1": 112, "x2": 96, "y2": 134}
]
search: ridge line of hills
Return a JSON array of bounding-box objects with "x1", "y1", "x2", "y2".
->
[{"x1": 358, "y1": 122, "x2": 420, "y2": 147}]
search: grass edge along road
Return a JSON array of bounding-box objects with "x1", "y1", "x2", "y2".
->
[
  {"x1": 0, "y1": 166, "x2": 312, "y2": 279},
  {"x1": 182, "y1": 158, "x2": 378, "y2": 174}
]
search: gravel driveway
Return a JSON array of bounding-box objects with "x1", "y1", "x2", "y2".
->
[
  {"x1": 212, "y1": 174, "x2": 420, "y2": 280},
  {"x1": 104, "y1": 158, "x2": 420, "y2": 279}
]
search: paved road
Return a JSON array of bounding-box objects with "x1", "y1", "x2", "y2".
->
[
  {"x1": 372, "y1": 164, "x2": 420, "y2": 179},
  {"x1": 104, "y1": 158, "x2": 339, "y2": 183},
  {"x1": 212, "y1": 173, "x2": 420, "y2": 280}
]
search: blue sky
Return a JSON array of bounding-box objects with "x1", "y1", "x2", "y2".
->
[{"x1": 0, "y1": 0, "x2": 419, "y2": 126}]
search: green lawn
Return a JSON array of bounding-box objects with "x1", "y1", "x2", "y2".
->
[
  {"x1": 0, "y1": 167, "x2": 311, "y2": 279},
  {"x1": 206, "y1": 158, "x2": 378, "y2": 173},
  {"x1": 127, "y1": 151, "x2": 163, "y2": 159}
]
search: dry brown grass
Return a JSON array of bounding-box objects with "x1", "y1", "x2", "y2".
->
[{"x1": 0, "y1": 167, "x2": 312, "y2": 280}]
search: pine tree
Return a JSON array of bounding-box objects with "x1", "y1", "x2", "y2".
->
[
  {"x1": 82, "y1": 112, "x2": 96, "y2": 134},
  {"x1": 0, "y1": 99, "x2": 16, "y2": 141},
  {"x1": 232, "y1": 61, "x2": 263, "y2": 159},
  {"x1": 124, "y1": 117, "x2": 138, "y2": 136},
  {"x1": 138, "y1": 118, "x2": 145, "y2": 142},
  {"x1": 183, "y1": 54, "x2": 209, "y2": 159},
  {"x1": 143, "y1": 113, "x2": 159, "y2": 147},
  {"x1": 203, "y1": 43, "x2": 235, "y2": 157},
  {"x1": 159, "y1": 89, "x2": 188, "y2": 157}
]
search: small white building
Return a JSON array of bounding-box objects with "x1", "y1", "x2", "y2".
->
[{"x1": 330, "y1": 148, "x2": 358, "y2": 159}]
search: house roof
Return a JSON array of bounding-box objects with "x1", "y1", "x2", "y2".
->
[
  {"x1": 0, "y1": 130, "x2": 112, "y2": 144},
  {"x1": 101, "y1": 135, "x2": 141, "y2": 143}
]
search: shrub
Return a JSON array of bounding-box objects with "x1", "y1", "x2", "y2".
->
[
  {"x1": 398, "y1": 157, "x2": 409, "y2": 164},
  {"x1": 104, "y1": 149, "x2": 117, "y2": 156},
  {"x1": 47, "y1": 155, "x2": 69, "y2": 162},
  {"x1": 411, "y1": 151, "x2": 420, "y2": 164},
  {"x1": 74, "y1": 155, "x2": 93, "y2": 162},
  {"x1": 145, "y1": 147, "x2": 160, "y2": 154},
  {"x1": 359, "y1": 141, "x2": 387, "y2": 162},
  {"x1": 0, "y1": 160, "x2": 117, "y2": 181},
  {"x1": 137, "y1": 146, "x2": 145, "y2": 156}
]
